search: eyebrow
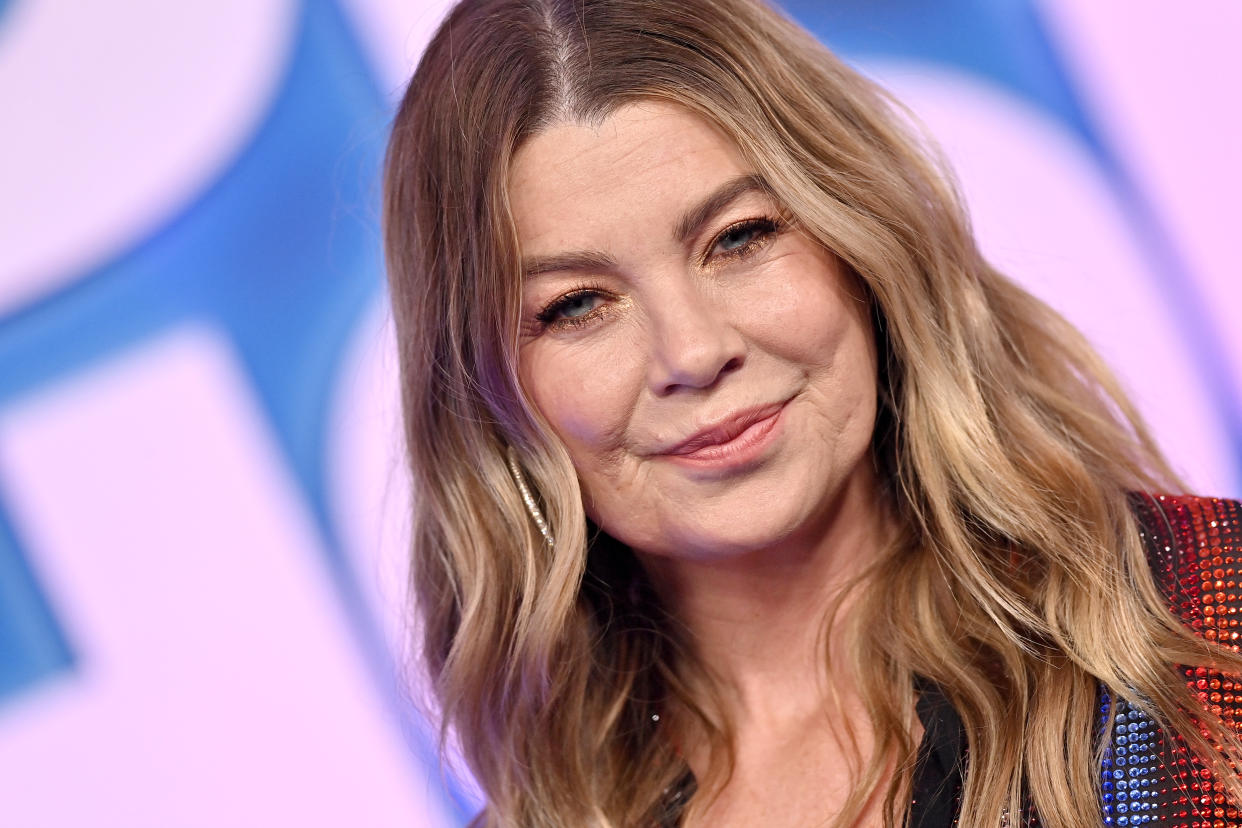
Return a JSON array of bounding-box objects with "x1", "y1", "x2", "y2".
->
[
  {"x1": 520, "y1": 172, "x2": 772, "y2": 280},
  {"x1": 674, "y1": 173, "x2": 771, "y2": 246},
  {"x1": 523, "y1": 249, "x2": 619, "y2": 280}
]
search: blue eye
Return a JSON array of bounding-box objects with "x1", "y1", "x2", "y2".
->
[
  {"x1": 709, "y1": 217, "x2": 780, "y2": 260},
  {"x1": 557, "y1": 292, "x2": 602, "y2": 319},
  {"x1": 718, "y1": 225, "x2": 760, "y2": 251},
  {"x1": 536, "y1": 289, "x2": 608, "y2": 328}
]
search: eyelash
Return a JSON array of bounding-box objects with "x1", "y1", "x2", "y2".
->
[
  {"x1": 531, "y1": 215, "x2": 784, "y2": 333},
  {"x1": 704, "y1": 215, "x2": 782, "y2": 265},
  {"x1": 534, "y1": 285, "x2": 607, "y2": 331}
]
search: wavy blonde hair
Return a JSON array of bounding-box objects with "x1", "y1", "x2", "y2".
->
[{"x1": 383, "y1": 0, "x2": 1242, "y2": 824}]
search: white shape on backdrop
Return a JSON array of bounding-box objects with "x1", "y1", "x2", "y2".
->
[
  {"x1": 336, "y1": 0, "x2": 457, "y2": 104},
  {"x1": 327, "y1": 296, "x2": 485, "y2": 807},
  {"x1": 328, "y1": 300, "x2": 412, "y2": 677},
  {"x1": 327, "y1": 299, "x2": 409, "y2": 685},
  {"x1": 868, "y1": 62, "x2": 1237, "y2": 496},
  {"x1": 0, "y1": 0, "x2": 296, "y2": 315},
  {"x1": 1037, "y1": 0, "x2": 1242, "y2": 425},
  {"x1": 0, "y1": 326, "x2": 455, "y2": 828}
]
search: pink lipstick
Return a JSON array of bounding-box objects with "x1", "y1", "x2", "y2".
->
[{"x1": 660, "y1": 400, "x2": 787, "y2": 471}]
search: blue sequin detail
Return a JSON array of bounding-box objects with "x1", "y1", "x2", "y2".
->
[{"x1": 1100, "y1": 689, "x2": 1166, "y2": 826}]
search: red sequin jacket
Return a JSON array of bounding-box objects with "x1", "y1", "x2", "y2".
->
[
  {"x1": 903, "y1": 494, "x2": 1242, "y2": 827},
  {"x1": 1103, "y1": 493, "x2": 1242, "y2": 827}
]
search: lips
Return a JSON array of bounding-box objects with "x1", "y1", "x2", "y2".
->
[{"x1": 660, "y1": 400, "x2": 788, "y2": 459}]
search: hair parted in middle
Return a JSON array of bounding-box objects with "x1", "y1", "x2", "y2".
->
[{"x1": 383, "y1": 0, "x2": 1242, "y2": 825}]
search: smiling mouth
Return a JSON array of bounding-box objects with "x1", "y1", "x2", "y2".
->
[{"x1": 659, "y1": 400, "x2": 789, "y2": 469}]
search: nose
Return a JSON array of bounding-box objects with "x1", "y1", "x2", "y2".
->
[{"x1": 646, "y1": 285, "x2": 746, "y2": 395}]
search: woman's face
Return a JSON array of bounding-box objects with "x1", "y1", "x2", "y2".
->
[{"x1": 511, "y1": 102, "x2": 879, "y2": 561}]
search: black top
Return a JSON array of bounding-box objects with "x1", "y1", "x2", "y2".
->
[
  {"x1": 656, "y1": 682, "x2": 965, "y2": 827},
  {"x1": 909, "y1": 681, "x2": 966, "y2": 827}
]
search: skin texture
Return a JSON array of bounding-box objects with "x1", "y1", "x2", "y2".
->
[{"x1": 511, "y1": 102, "x2": 892, "y2": 825}]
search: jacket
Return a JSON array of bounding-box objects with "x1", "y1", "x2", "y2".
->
[
  {"x1": 913, "y1": 493, "x2": 1242, "y2": 827},
  {"x1": 1100, "y1": 493, "x2": 1242, "y2": 826}
]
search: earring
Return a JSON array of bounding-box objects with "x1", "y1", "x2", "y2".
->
[{"x1": 506, "y1": 445, "x2": 554, "y2": 548}]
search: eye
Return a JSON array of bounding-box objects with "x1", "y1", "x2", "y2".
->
[
  {"x1": 707, "y1": 217, "x2": 781, "y2": 262},
  {"x1": 535, "y1": 288, "x2": 610, "y2": 329}
]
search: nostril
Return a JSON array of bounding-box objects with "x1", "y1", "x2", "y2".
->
[
  {"x1": 657, "y1": 354, "x2": 744, "y2": 397},
  {"x1": 647, "y1": 312, "x2": 749, "y2": 395}
]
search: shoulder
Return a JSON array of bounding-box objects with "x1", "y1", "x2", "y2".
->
[{"x1": 1129, "y1": 492, "x2": 1242, "y2": 644}]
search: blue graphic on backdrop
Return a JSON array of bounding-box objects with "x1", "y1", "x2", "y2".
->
[
  {"x1": 0, "y1": 0, "x2": 473, "y2": 821},
  {"x1": 0, "y1": 502, "x2": 74, "y2": 702},
  {"x1": 0, "y1": 0, "x2": 376, "y2": 688}
]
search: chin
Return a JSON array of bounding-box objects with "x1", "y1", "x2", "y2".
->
[
  {"x1": 639, "y1": 507, "x2": 811, "y2": 561},
  {"x1": 590, "y1": 456, "x2": 867, "y2": 561}
]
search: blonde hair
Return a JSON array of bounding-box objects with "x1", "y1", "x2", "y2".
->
[{"x1": 382, "y1": 0, "x2": 1242, "y2": 824}]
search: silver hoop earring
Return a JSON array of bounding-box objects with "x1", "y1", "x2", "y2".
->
[{"x1": 506, "y1": 446, "x2": 554, "y2": 548}]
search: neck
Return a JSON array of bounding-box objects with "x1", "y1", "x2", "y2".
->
[{"x1": 638, "y1": 463, "x2": 890, "y2": 729}]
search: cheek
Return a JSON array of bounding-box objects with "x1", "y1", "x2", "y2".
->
[
  {"x1": 737, "y1": 250, "x2": 870, "y2": 369},
  {"x1": 518, "y1": 332, "x2": 646, "y2": 457}
]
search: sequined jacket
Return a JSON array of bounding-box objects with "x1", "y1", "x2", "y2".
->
[
  {"x1": 1100, "y1": 493, "x2": 1242, "y2": 826},
  {"x1": 914, "y1": 493, "x2": 1242, "y2": 827},
  {"x1": 659, "y1": 494, "x2": 1242, "y2": 826}
]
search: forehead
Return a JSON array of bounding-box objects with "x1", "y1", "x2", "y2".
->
[{"x1": 508, "y1": 102, "x2": 753, "y2": 250}]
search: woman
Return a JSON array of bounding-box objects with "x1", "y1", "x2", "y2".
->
[{"x1": 382, "y1": 0, "x2": 1242, "y2": 825}]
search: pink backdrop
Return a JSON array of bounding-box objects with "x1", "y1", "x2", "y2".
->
[{"x1": 0, "y1": 1, "x2": 1236, "y2": 824}]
